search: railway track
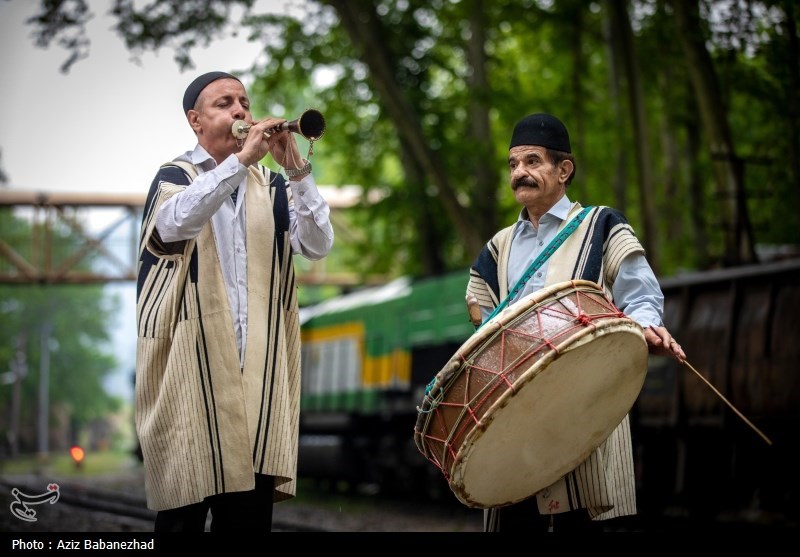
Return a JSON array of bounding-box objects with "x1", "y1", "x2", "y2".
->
[{"x1": 0, "y1": 475, "x2": 326, "y2": 532}]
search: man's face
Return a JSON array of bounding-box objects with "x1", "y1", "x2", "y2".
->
[
  {"x1": 186, "y1": 78, "x2": 251, "y2": 163},
  {"x1": 508, "y1": 145, "x2": 569, "y2": 217}
]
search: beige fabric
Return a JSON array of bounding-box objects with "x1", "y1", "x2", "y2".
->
[{"x1": 135, "y1": 161, "x2": 301, "y2": 511}]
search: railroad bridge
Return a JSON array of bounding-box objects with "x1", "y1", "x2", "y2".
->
[{"x1": 0, "y1": 187, "x2": 378, "y2": 287}]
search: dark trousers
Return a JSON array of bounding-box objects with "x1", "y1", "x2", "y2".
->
[
  {"x1": 154, "y1": 474, "x2": 274, "y2": 532},
  {"x1": 495, "y1": 497, "x2": 603, "y2": 533}
]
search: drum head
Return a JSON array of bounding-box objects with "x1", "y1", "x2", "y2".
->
[{"x1": 449, "y1": 322, "x2": 647, "y2": 508}]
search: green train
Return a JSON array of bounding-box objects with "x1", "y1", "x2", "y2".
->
[
  {"x1": 298, "y1": 259, "x2": 800, "y2": 526},
  {"x1": 298, "y1": 271, "x2": 472, "y2": 496}
]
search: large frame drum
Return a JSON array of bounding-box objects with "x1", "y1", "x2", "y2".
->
[{"x1": 414, "y1": 280, "x2": 648, "y2": 509}]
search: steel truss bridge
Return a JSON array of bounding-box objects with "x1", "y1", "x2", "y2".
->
[{"x1": 0, "y1": 188, "x2": 381, "y2": 287}]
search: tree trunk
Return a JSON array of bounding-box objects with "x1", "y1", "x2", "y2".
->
[
  {"x1": 398, "y1": 135, "x2": 446, "y2": 275},
  {"x1": 608, "y1": 0, "x2": 660, "y2": 272},
  {"x1": 325, "y1": 0, "x2": 485, "y2": 258},
  {"x1": 670, "y1": 0, "x2": 756, "y2": 266},
  {"x1": 603, "y1": 4, "x2": 629, "y2": 213},
  {"x1": 781, "y1": 0, "x2": 800, "y2": 197},
  {"x1": 685, "y1": 94, "x2": 710, "y2": 268},
  {"x1": 569, "y1": 5, "x2": 587, "y2": 201},
  {"x1": 465, "y1": 0, "x2": 498, "y2": 240},
  {"x1": 658, "y1": 64, "x2": 683, "y2": 257}
]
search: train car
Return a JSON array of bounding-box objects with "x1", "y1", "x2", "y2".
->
[
  {"x1": 297, "y1": 258, "x2": 800, "y2": 525},
  {"x1": 298, "y1": 272, "x2": 473, "y2": 496},
  {"x1": 634, "y1": 257, "x2": 800, "y2": 526}
]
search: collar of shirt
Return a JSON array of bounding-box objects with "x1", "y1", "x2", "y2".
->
[
  {"x1": 188, "y1": 144, "x2": 221, "y2": 173},
  {"x1": 507, "y1": 194, "x2": 575, "y2": 303},
  {"x1": 513, "y1": 194, "x2": 573, "y2": 234}
]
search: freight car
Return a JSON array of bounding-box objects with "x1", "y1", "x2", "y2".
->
[
  {"x1": 297, "y1": 258, "x2": 800, "y2": 525},
  {"x1": 633, "y1": 257, "x2": 800, "y2": 526}
]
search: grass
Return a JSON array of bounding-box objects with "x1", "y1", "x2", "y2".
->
[{"x1": 0, "y1": 449, "x2": 140, "y2": 477}]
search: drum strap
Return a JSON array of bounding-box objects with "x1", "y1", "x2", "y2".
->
[
  {"x1": 424, "y1": 205, "x2": 595, "y2": 398},
  {"x1": 479, "y1": 205, "x2": 595, "y2": 329}
]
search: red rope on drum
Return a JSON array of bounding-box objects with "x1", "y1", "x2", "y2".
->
[{"x1": 576, "y1": 313, "x2": 593, "y2": 326}]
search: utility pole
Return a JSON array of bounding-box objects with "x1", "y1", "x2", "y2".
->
[
  {"x1": 37, "y1": 320, "x2": 51, "y2": 464},
  {"x1": 2, "y1": 331, "x2": 27, "y2": 458}
]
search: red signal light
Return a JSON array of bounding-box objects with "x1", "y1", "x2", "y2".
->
[{"x1": 70, "y1": 445, "x2": 85, "y2": 465}]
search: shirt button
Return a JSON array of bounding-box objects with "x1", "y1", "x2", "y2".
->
[
  {"x1": 539, "y1": 240, "x2": 544, "y2": 246},
  {"x1": 536, "y1": 272, "x2": 542, "y2": 277}
]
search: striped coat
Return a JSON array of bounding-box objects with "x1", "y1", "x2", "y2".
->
[
  {"x1": 135, "y1": 160, "x2": 301, "y2": 511},
  {"x1": 467, "y1": 202, "x2": 645, "y2": 529}
]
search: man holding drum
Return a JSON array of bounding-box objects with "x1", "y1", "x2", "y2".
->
[
  {"x1": 135, "y1": 71, "x2": 333, "y2": 531},
  {"x1": 466, "y1": 113, "x2": 685, "y2": 532}
]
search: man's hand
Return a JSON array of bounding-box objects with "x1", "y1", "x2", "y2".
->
[
  {"x1": 644, "y1": 325, "x2": 685, "y2": 361},
  {"x1": 235, "y1": 118, "x2": 281, "y2": 167},
  {"x1": 465, "y1": 293, "x2": 483, "y2": 328}
]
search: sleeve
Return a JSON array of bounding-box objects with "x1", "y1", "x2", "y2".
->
[
  {"x1": 467, "y1": 236, "x2": 503, "y2": 326},
  {"x1": 155, "y1": 154, "x2": 247, "y2": 243},
  {"x1": 611, "y1": 253, "x2": 664, "y2": 329},
  {"x1": 287, "y1": 173, "x2": 334, "y2": 260},
  {"x1": 139, "y1": 166, "x2": 192, "y2": 259}
]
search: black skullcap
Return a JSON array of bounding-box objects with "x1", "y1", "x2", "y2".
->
[
  {"x1": 182, "y1": 71, "x2": 241, "y2": 114},
  {"x1": 509, "y1": 113, "x2": 571, "y2": 153}
]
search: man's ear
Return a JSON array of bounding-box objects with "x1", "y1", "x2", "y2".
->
[
  {"x1": 559, "y1": 159, "x2": 574, "y2": 183},
  {"x1": 187, "y1": 110, "x2": 201, "y2": 134}
]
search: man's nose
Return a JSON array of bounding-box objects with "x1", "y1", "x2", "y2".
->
[
  {"x1": 232, "y1": 104, "x2": 246, "y2": 120},
  {"x1": 510, "y1": 164, "x2": 526, "y2": 180}
]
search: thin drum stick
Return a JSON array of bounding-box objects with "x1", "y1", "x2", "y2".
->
[{"x1": 682, "y1": 359, "x2": 773, "y2": 446}]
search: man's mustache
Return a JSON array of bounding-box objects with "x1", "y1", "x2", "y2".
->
[{"x1": 512, "y1": 177, "x2": 538, "y2": 190}]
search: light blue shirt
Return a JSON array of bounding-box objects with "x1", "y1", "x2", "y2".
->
[{"x1": 505, "y1": 194, "x2": 663, "y2": 329}]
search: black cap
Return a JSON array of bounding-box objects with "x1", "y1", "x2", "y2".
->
[
  {"x1": 182, "y1": 71, "x2": 241, "y2": 114},
  {"x1": 509, "y1": 113, "x2": 571, "y2": 153}
]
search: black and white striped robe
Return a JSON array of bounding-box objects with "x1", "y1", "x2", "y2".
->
[
  {"x1": 467, "y1": 202, "x2": 646, "y2": 529},
  {"x1": 135, "y1": 160, "x2": 301, "y2": 511}
]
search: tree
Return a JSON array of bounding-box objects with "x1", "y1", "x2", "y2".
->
[
  {"x1": 0, "y1": 208, "x2": 121, "y2": 455},
  {"x1": 670, "y1": 0, "x2": 757, "y2": 265},
  {"x1": 20, "y1": 0, "x2": 799, "y2": 277},
  {"x1": 607, "y1": 0, "x2": 660, "y2": 270}
]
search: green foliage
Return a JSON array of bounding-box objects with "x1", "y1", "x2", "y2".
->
[{"x1": 24, "y1": 0, "x2": 800, "y2": 279}]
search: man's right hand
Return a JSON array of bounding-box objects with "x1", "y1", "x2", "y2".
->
[
  {"x1": 236, "y1": 118, "x2": 286, "y2": 167},
  {"x1": 466, "y1": 293, "x2": 483, "y2": 328}
]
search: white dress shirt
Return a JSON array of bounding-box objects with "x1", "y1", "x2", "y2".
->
[{"x1": 155, "y1": 145, "x2": 334, "y2": 365}]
